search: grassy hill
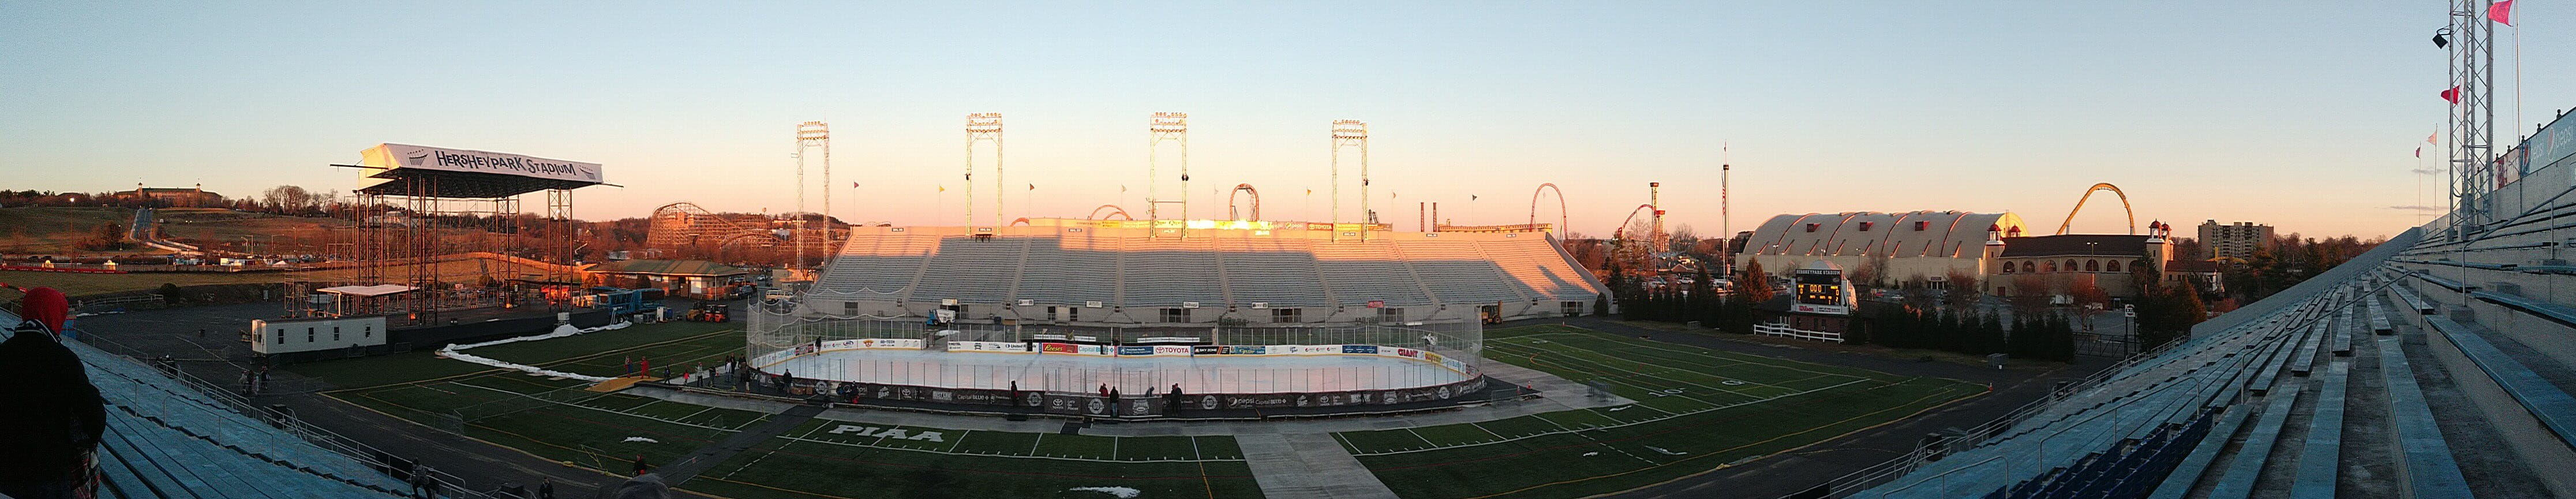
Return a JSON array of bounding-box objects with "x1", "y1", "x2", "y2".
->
[{"x1": 0, "y1": 206, "x2": 134, "y2": 254}]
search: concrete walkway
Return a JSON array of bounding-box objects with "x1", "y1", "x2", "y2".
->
[{"x1": 1238, "y1": 433, "x2": 1400, "y2": 499}]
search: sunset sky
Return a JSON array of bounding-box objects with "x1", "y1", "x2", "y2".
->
[{"x1": 5, "y1": 1, "x2": 2566, "y2": 240}]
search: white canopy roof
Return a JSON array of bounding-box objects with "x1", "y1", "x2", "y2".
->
[{"x1": 316, "y1": 284, "x2": 415, "y2": 297}]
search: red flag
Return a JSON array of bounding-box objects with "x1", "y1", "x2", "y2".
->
[
  {"x1": 2490, "y1": 0, "x2": 2515, "y2": 25},
  {"x1": 2415, "y1": 147, "x2": 2423, "y2": 158},
  {"x1": 2442, "y1": 86, "x2": 2462, "y2": 104},
  {"x1": 851, "y1": 181, "x2": 860, "y2": 188}
]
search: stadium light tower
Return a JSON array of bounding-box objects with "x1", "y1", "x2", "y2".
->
[
  {"x1": 2447, "y1": 0, "x2": 2496, "y2": 240},
  {"x1": 1148, "y1": 113, "x2": 1189, "y2": 223},
  {"x1": 1331, "y1": 120, "x2": 1368, "y2": 230},
  {"x1": 966, "y1": 113, "x2": 1004, "y2": 227},
  {"x1": 795, "y1": 121, "x2": 830, "y2": 270}
]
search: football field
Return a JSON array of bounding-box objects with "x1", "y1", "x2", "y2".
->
[
  {"x1": 313, "y1": 321, "x2": 1261, "y2": 499},
  {"x1": 1334, "y1": 324, "x2": 1986, "y2": 499}
]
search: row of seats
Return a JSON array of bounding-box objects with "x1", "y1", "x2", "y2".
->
[
  {"x1": 1861, "y1": 228, "x2": 2453, "y2": 498},
  {"x1": 807, "y1": 228, "x2": 1606, "y2": 312},
  {"x1": 0, "y1": 311, "x2": 412, "y2": 498}
]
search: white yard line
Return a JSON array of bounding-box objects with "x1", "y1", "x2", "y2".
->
[
  {"x1": 1030, "y1": 433, "x2": 1046, "y2": 456},
  {"x1": 1469, "y1": 422, "x2": 1508, "y2": 441},
  {"x1": 945, "y1": 430, "x2": 971, "y2": 453},
  {"x1": 1485, "y1": 343, "x2": 1763, "y2": 403},
  {"x1": 1348, "y1": 378, "x2": 1874, "y2": 456},
  {"x1": 1534, "y1": 411, "x2": 1656, "y2": 465},
  {"x1": 449, "y1": 382, "x2": 740, "y2": 433},
  {"x1": 1405, "y1": 428, "x2": 1437, "y2": 449}
]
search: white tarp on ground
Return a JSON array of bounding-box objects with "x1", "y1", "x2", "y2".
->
[{"x1": 434, "y1": 321, "x2": 633, "y2": 382}]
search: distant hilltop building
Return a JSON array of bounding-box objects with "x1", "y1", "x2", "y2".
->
[
  {"x1": 2197, "y1": 219, "x2": 2274, "y2": 262},
  {"x1": 113, "y1": 184, "x2": 221, "y2": 207}
]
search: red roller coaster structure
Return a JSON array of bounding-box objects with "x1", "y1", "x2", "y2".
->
[
  {"x1": 1228, "y1": 184, "x2": 1261, "y2": 221},
  {"x1": 1087, "y1": 204, "x2": 1135, "y2": 221}
]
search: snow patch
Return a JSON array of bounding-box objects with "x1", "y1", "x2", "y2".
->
[
  {"x1": 1645, "y1": 446, "x2": 1688, "y2": 455},
  {"x1": 1581, "y1": 452, "x2": 1600, "y2": 456},
  {"x1": 433, "y1": 320, "x2": 635, "y2": 382},
  {"x1": 1608, "y1": 406, "x2": 1630, "y2": 411},
  {"x1": 623, "y1": 437, "x2": 658, "y2": 443},
  {"x1": 1064, "y1": 486, "x2": 1141, "y2": 498}
]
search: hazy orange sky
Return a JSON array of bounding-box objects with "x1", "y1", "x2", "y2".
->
[{"x1": 6, "y1": 2, "x2": 2566, "y2": 240}]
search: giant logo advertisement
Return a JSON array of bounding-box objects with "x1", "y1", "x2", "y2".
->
[{"x1": 361, "y1": 143, "x2": 604, "y2": 184}]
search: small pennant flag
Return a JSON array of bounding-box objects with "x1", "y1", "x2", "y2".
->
[
  {"x1": 2427, "y1": 131, "x2": 2440, "y2": 144},
  {"x1": 2416, "y1": 147, "x2": 2423, "y2": 158},
  {"x1": 2442, "y1": 86, "x2": 2462, "y2": 104},
  {"x1": 2490, "y1": 0, "x2": 2515, "y2": 25},
  {"x1": 938, "y1": 185, "x2": 946, "y2": 192},
  {"x1": 1305, "y1": 188, "x2": 1312, "y2": 195},
  {"x1": 1120, "y1": 185, "x2": 1128, "y2": 192},
  {"x1": 1027, "y1": 184, "x2": 1035, "y2": 191},
  {"x1": 851, "y1": 182, "x2": 861, "y2": 188},
  {"x1": 1470, "y1": 195, "x2": 1479, "y2": 201}
]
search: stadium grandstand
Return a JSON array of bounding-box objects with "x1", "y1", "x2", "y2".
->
[
  {"x1": 1739, "y1": 211, "x2": 2031, "y2": 282},
  {"x1": 1815, "y1": 134, "x2": 2576, "y2": 497},
  {"x1": 797, "y1": 218, "x2": 1608, "y2": 325},
  {"x1": 0, "y1": 307, "x2": 452, "y2": 498}
]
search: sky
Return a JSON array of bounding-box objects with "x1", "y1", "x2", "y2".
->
[{"x1": 3, "y1": 1, "x2": 2567, "y2": 240}]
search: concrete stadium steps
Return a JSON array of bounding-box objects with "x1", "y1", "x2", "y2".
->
[
  {"x1": 813, "y1": 232, "x2": 937, "y2": 293},
  {"x1": 1211, "y1": 237, "x2": 1334, "y2": 307},
  {"x1": 808, "y1": 226, "x2": 1603, "y2": 321},
  {"x1": 1311, "y1": 241, "x2": 1433, "y2": 307},
  {"x1": 1394, "y1": 238, "x2": 1525, "y2": 305}
]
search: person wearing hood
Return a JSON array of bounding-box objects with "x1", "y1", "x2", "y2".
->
[
  {"x1": 613, "y1": 460, "x2": 669, "y2": 499},
  {"x1": 0, "y1": 287, "x2": 107, "y2": 498}
]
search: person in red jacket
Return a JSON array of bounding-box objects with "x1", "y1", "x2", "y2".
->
[{"x1": 0, "y1": 287, "x2": 106, "y2": 498}]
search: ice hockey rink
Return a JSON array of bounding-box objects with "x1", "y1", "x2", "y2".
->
[{"x1": 763, "y1": 348, "x2": 1475, "y2": 394}]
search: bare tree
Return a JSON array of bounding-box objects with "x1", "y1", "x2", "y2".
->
[{"x1": 1944, "y1": 269, "x2": 1983, "y2": 310}]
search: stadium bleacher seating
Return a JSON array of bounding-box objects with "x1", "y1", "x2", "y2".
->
[
  {"x1": 806, "y1": 224, "x2": 1606, "y2": 322},
  {"x1": 0, "y1": 308, "x2": 417, "y2": 498},
  {"x1": 1853, "y1": 187, "x2": 2576, "y2": 499}
]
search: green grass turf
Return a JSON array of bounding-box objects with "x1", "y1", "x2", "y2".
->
[
  {"x1": 1338, "y1": 324, "x2": 1986, "y2": 499},
  {"x1": 314, "y1": 319, "x2": 1259, "y2": 498},
  {"x1": 283, "y1": 319, "x2": 743, "y2": 390},
  {"x1": 692, "y1": 420, "x2": 1265, "y2": 499}
]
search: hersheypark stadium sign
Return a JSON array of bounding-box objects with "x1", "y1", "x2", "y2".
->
[{"x1": 361, "y1": 143, "x2": 603, "y2": 184}]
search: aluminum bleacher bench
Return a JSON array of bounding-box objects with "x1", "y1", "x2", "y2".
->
[
  {"x1": 2518, "y1": 263, "x2": 2576, "y2": 274},
  {"x1": 2390, "y1": 285, "x2": 2439, "y2": 315},
  {"x1": 2469, "y1": 289, "x2": 2576, "y2": 327},
  {"x1": 2424, "y1": 315, "x2": 2576, "y2": 450},
  {"x1": 2287, "y1": 360, "x2": 2353, "y2": 499},
  {"x1": 2408, "y1": 270, "x2": 2474, "y2": 292},
  {"x1": 2374, "y1": 330, "x2": 2477, "y2": 499}
]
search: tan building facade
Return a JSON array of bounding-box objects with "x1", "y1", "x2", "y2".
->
[
  {"x1": 1738, "y1": 211, "x2": 2030, "y2": 287},
  {"x1": 2197, "y1": 220, "x2": 2274, "y2": 262}
]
